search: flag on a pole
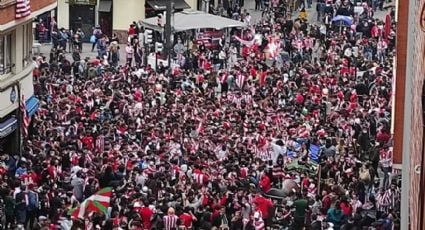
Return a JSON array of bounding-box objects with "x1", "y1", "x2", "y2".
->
[
  {"x1": 68, "y1": 187, "x2": 112, "y2": 219},
  {"x1": 384, "y1": 14, "x2": 392, "y2": 40},
  {"x1": 236, "y1": 74, "x2": 246, "y2": 89},
  {"x1": 20, "y1": 95, "x2": 30, "y2": 137},
  {"x1": 15, "y1": 0, "x2": 31, "y2": 19}
]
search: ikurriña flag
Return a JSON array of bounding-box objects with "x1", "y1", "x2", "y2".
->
[{"x1": 68, "y1": 187, "x2": 113, "y2": 219}]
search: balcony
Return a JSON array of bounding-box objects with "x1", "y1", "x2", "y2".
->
[
  {"x1": 0, "y1": 0, "x2": 57, "y2": 30},
  {"x1": 0, "y1": 0, "x2": 16, "y2": 9}
]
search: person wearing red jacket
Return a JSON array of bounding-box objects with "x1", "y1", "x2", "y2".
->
[
  {"x1": 259, "y1": 173, "x2": 271, "y2": 193},
  {"x1": 128, "y1": 24, "x2": 136, "y2": 37},
  {"x1": 140, "y1": 202, "x2": 154, "y2": 229},
  {"x1": 340, "y1": 199, "x2": 353, "y2": 217},
  {"x1": 253, "y1": 194, "x2": 274, "y2": 227},
  {"x1": 81, "y1": 135, "x2": 94, "y2": 150},
  {"x1": 179, "y1": 207, "x2": 197, "y2": 229},
  {"x1": 192, "y1": 168, "x2": 209, "y2": 185}
]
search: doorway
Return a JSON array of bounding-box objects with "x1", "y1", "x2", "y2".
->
[
  {"x1": 69, "y1": 4, "x2": 96, "y2": 42},
  {"x1": 98, "y1": 0, "x2": 113, "y2": 37}
]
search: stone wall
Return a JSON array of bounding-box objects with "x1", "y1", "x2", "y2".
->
[{"x1": 112, "y1": 29, "x2": 128, "y2": 44}]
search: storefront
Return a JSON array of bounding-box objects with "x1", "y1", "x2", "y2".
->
[
  {"x1": 98, "y1": 0, "x2": 113, "y2": 37},
  {"x1": 69, "y1": 0, "x2": 97, "y2": 42},
  {"x1": 0, "y1": 85, "x2": 39, "y2": 154},
  {"x1": 35, "y1": 9, "x2": 57, "y2": 43},
  {"x1": 0, "y1": 115, "x2": 18, "y2": 154},
  {"x1": 145, "y1": 0, "x2": 191, "y2": 18}
]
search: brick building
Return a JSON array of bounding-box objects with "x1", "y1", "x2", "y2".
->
[
  {"x1": 0, "y1": 0, "x2": 57, "y2": 153},
  {"x1": 398, "y1": 0, "x2": 425, "y2": 228}
]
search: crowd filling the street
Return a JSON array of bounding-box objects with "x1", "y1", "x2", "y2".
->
[{"x1": 2, "y1": 0, "x2": 400, "y2": 229}]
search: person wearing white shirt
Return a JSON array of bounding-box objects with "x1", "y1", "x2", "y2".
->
[
  {"x1": 270, "y1": 139, "x2": 287, "y2": 164},
  {"x1": 219, "y1": 49, "x2": 227, "y2": 69},
  {"x1": 244, "y1": 13, "x2": 252, "y2": 26}
]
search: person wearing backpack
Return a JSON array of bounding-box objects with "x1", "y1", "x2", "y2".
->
[
  {"x1": 92, "y1": 26, "x2": 103, "y2": 52},
  {"x1": 26, "y1": 184, "x2": 39, "y2": 229},
  {"x1": 58, "y1": 28, "x2": 69, "y2": 51}
]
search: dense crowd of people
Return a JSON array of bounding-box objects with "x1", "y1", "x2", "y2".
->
[{"x1": 0, "y1": 0, "x2": 401, "y2": 229}]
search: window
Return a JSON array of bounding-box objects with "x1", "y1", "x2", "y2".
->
[
  {"x1": 22, "y1": 23, "x2": 33, "y2": 67},
  {"x1": 0, "y1": 34, "x2": 12, "y2": 75}
]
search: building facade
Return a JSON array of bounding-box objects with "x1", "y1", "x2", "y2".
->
[
  {"x1": 0, "y1": 0, "x2": 57, "y2": 154},
  {"x1": 398, "y1": 0, "x2": 425, "y2": 227},
  {"x1": 56, "y1": 0, "x2": 198, "y2": 43}
]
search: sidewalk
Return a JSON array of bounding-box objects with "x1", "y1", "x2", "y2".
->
[{"x1": 36, "y1": 43, "x2": 127, "y2": 65}]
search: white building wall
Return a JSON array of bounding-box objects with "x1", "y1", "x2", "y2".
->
[
  {"x1": 57, "y1": 0, "x2": 70, "y2": 29},
  {"x1": 113, "y1": 0, "x2": 145, "y2": 31},
  {"x1": 186, "y1": 0, "x2": 198, "y2": 9},
  {"x1": 0, "y1": 22, "x2": 35, "y2": 118}
]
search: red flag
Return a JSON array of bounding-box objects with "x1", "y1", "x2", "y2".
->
[
  {"x1": 384, "y1": 14, "x2": 391, "y2": 39},
  {"x1": 259, "y1": 71, "x2": 267, "y2": 86}
]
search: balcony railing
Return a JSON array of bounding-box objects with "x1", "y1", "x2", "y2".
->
[{"x1": 0, "y1": 0, "x2": 16, "y2": 9}]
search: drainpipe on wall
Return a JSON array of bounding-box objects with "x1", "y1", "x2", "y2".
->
[{"x1": 16, "y1": 81, "x2": 22, "y2": 157}]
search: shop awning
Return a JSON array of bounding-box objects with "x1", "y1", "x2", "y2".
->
[
  {"x1": 26, "y1": 96, "x2": 39, "y2": 117},
  {"x1": 98, "y1": 1, "x2": 112, "y2": 12},
  {"x1": 141, "y1": 10, "x2": 247, "y2": 32},
  {"x1": 146, "y1": 0, "x2": 191, "y2": 11},
  {"x1": 0, "y1": 117, "x2": 17, "y2": 138}
]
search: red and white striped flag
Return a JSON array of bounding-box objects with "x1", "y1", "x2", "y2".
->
[
  {"x1": 20, "y1": 95, "x2": 30, "y2": 137},
  {"x1": 95, "y1": 135, "x2": 105, "y2": 154},
  {"x1": 236, "y1": 74, "x2": 246, "y2": 89},
  {"x1": 242, "y1": 94, "x2": 252, "y2": 105},
  {"x1": 15, "y1": 0, "x2": 31, "y2": 19}
]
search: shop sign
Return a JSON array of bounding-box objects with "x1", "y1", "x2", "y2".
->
[
  {"x1": 68, "y1": 0, "x2": 97, "y2": 5},
  {"x1": 0, "y1": 121, "x2": 17, "y2": 139},
  {"x1": 9, "y1": 87, "x2": 16, "y2": 104}
]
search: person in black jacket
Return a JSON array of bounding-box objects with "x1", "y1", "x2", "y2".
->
[{"x1": 15, "y1": 184, "x2": 27, "y2": 227}]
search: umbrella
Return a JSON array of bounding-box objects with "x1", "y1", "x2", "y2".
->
[
  {"x1": 282, "y1": 179, "x2": 300, "y2": 194},
  {"x1": 265, "y1": 188, "x2": 287, "y2": 199},
  {"x1": 263, "y1": 180, "x2": 300, "y2": 199},
  {"x1": 332, "y1": 15, "x2": 353, "y2": 27}
]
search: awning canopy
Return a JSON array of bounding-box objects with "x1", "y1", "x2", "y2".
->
[
  {"x1": 26, "y1": 96, "x2": 39, "y2": 117},
  {"x1": 146, "y1": 0, "x2": 190, "y2": 11},
  {"x1": 98, "y1": 1, "x2": 112, "y2": 12},
  {"x1": 0, "y1": 117, "x2": 17, "y2": 138},
  {"x1": 141, "y1": 10, "x2": 247, "y2": 32}
]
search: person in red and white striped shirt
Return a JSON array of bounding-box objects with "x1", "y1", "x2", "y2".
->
[
  {"x1": 253, "y1": 211, "x2": 265, "y2": 230},
  {"x1": 376, "y1": 188, "x2": 391, "y2": 213},
  {"x1": 163, "y1": 207, "x2": 179, "y2": 230},
  {"x1": 192, "y1": 168, "x2": 209, "y2": 185}
]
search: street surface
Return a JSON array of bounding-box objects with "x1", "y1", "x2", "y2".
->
[{"x1": 36, "y1": 0, "x2": 393, "y2": 64}]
